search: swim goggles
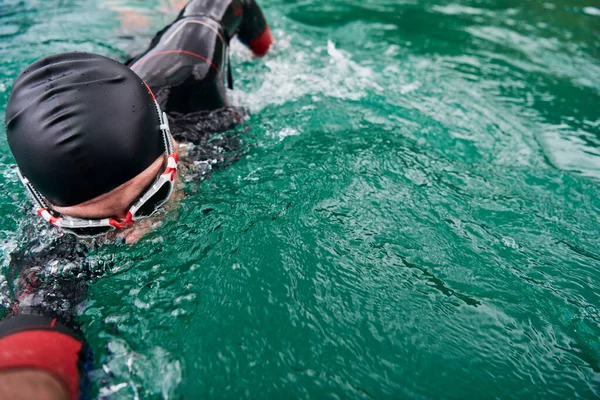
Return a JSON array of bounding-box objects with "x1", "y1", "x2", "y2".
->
[{"x1": 17, "y1": 100, "x2": 179, "y2": 238}]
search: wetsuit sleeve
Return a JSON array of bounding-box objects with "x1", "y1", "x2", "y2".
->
[{"x1": 237, "y1": 0, "x2": 273, "y2": 57}]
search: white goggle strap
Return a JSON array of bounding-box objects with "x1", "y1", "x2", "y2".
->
[
  {"x1": 17, "y1": 169, "x2": 64, "y2": 227},
  {"x1": 17, "y1": 169, "x2": 49, "y2": 211},
  {"x1": 167, "y1": 154, "x2": 178, "y2": 170},
  {"x1": 153, "y1": 100, "x2": 174, "y2": 155}
]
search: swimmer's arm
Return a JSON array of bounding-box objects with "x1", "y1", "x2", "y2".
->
[
  {"x1": 0, "y1": 370, "x2": 69, "y2": 400},
  {"x1": 237, "y1": 0, "x2": 273, "y2": 57},
  {"x1": 0, "y1": 313, "x2": 88, "y2": 400}
]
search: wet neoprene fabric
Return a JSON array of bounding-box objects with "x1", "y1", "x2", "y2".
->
[
  {"x1": 129, "y1": 0, "x2": 271, "y2": 114},
  {"x1": 5, "y1": 52, "x2": 164, "y2": 207}
]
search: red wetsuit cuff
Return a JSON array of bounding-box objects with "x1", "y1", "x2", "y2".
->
[
  {"x1": 0, "y1": 329, "x2": 82, "y2": 400},
  {"x1": 249, "y1": 26, "x2": 273, "y2": 57}
]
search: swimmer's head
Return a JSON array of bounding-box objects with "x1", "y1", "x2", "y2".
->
[{"x1": 5, "y1": 52, "x2": 164, "y2": 207}]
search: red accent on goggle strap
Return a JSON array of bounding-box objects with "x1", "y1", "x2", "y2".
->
[
  {"x1": 249, "y1": 26, "x2": 273, "y2": 57},
  {"x1": 163, "y1": 169, "x2": 176, "y2": 181},
  {"x1": 163, "y1": 153, "x2": 179, "y2": 180},
  {"x1": 234, "y1": 7, "x2": 243, "y2": 16},
  {"x1": 36, "y1": 208, "x2": 60, "y2": 226},
  {"x1": 109, "y1": 211, "x2": 133, "y2": 229}
]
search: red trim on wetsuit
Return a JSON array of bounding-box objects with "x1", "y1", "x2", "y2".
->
[
  {"x1": 249, "y1": 26, "x2": 273, "y2": 57},
  {"x1": 0, "y1": 330, "x2": 82, "y2": 400}
]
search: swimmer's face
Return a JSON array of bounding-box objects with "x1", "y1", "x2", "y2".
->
[
  {"x1": 51, "y1": 145, "x2": 179, "y2": 244},
  {"x1": 51, "y1": 154, "x2": 167, "y2": 220},
  {"x1": 46, "y1": 137, "x2": 180, "y2": 242}
]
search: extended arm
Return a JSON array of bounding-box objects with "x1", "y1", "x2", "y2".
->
[{"x1": 237, "y1": 0, "x2": 273, "y2": 57}]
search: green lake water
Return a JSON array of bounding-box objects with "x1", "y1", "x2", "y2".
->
[{"x1": 1, "y1": 0, "x2": 599, "y2": 398}]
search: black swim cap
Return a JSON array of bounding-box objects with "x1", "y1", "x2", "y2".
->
[{"x1": 5, "y1": 52, "x2": 164, "y2": 207}]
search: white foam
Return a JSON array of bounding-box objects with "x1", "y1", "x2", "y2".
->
[
  {"x1": 583, "y1": 7, "x2": 600, "y2": 16},
  {"x1": 243, "y1": 35, "x2": 382, "y2": 111},
  {"x1": 269, "y1": 127, "x2": 301, "y2": 141},
  {"x1": 100, "y1": 339, "x2": 182, "y2": 400},
  {"x1": 502, "y1": 237, "x2": 519, "y2": 249},
  {"x1": 432, "y1": 4, "x2": 486, "y2": 15}
]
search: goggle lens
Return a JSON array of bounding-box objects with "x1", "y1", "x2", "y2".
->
[{"x1": 134, "y1": 182, "x2": 172, "y2": 218}]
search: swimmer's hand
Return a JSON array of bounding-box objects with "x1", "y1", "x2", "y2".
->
[{"x1": 118, "y1": 217, "x2": 163, "y2": 244}]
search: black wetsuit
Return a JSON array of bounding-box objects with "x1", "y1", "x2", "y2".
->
[{"x1": 129, "y1": 0, "x2": 271, "y2": 114}]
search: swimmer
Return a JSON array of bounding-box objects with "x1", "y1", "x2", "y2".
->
[{"x1": 0, "y1": 0, "x2": 272, "y2": 398}]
